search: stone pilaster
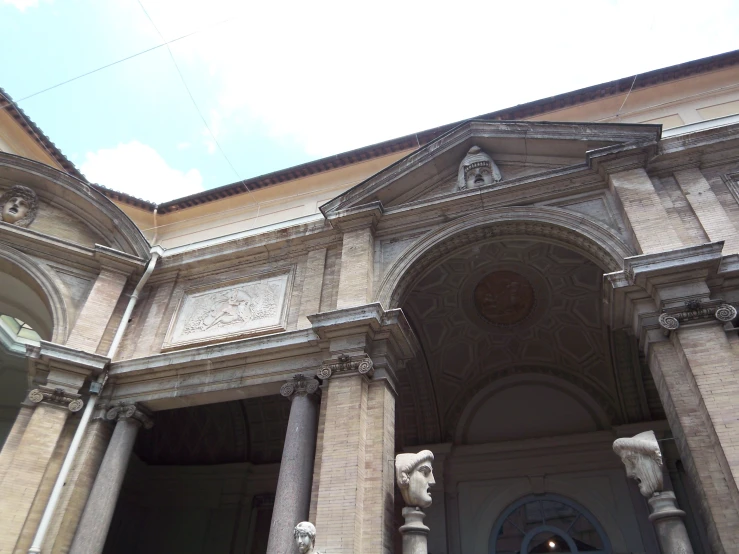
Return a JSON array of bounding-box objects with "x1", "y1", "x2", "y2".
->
[
  {"x1": 609, "y1": 167, "x2": 683, "y2": 254},
  {"x1": 606, "y1": 243, "x2": 739, "y2": 553},
  {"x1": 308, "y1": 304, "x2": 418, "y2": 554},
  {"x1": 69, "y1": 404, "x2": 153, "y2": 554},
  {"x1": 266, "y1": 374, "x2": 320, "y2": 554},
  {"x1": 337, "y1": 227, "x2": 375, "y2": 309},
  {"x1": 0, "y1": 398, "x2": 75, "y2": 553},
  {"x1": 65, "y1": 268, "x2": 128, "y2": 354},
  {"x1": 674, "y1": 168, "x2": 739, "y2": 256},
  {"x1": 0, "y1": 343, "x2": 107, "y2": 553},
  {"x1": 297, "y1": 248, "x2": 327, "y2": 329}
]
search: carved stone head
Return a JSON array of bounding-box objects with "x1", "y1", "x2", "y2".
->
[
  {"x1": 395, "y1": 450, "x2": 435, "y2": 508},
  {"x1": 457, "y1": 146, "x2": 502, "y2": 190},
  {"x1": 294, "y1": 521, "x2": 317, "y2": 554},
  {"x1": 0, "y1": 185, "x2": 38, "y2": 227},
  {"x1": 613, "y1": 430, "x2": 664, "y2": 498}
]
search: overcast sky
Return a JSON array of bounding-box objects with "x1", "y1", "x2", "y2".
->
[{"x1": 2, "y1": 0, "x2": 738, "y2": 202}]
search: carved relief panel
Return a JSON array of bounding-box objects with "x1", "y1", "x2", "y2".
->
[{"x1": 163, "y1": 268, "x2": 294, "y2": 350}]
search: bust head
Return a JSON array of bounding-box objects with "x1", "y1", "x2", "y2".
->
[
  {"x1": 395, "y1": 450, "x2": 435, "y2": 508},
  {"x1": 613, "y1": 430, "x2": 664, "y2": 497},
  {"x1": 0, "y1": 185, "x2": 38, "y2": 227},
  {"x1": 294, "y1": 521, "x2": 317, "y2": 554},
  {"x1": 458, "y1": 146, "x2": 501, "y2": 190}
]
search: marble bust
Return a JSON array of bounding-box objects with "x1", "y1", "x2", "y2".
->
[
  {"x1": 395, "y1": 450, "x2": 435, "y2": 509},
  {"x1": 294, "y1": 521, "x2": 321, "y2": 554},
  {"x1": 0, "y1": 185, "x2": 38, "y2": 227},
  {"x1": 457, "y1": 145, "x2": 501, "y2": 190},
  {"x1": 613, "y1": 430, "x2": 664, "y2": 497}
]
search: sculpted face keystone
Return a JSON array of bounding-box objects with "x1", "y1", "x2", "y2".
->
[
  {"x1": 395, "y1": 450, "x2": 436, "y2": 509},
  {"x1": 0, "y1": 185, "x2": 38, "y2": 227},
  {"x1": 457, "y1": 145, "x2": 501, "y2": 190}
]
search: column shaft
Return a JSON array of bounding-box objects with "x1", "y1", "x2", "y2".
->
[
  {"x1": 266, "y1": 389, "x2": 319, "y2": 554},
  {"x1": 69, "y1": 417, "x2": 141, "y2": 554}
]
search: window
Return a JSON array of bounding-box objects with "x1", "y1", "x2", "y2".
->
[{"x1": 490, "y1": 494, "x2": 611, "y2": 554}]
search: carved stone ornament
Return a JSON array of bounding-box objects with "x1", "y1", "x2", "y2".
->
[
  {"x1": 457, "y1": 145, "x2": 502, "y2": 190},
  {"x1": 280, "y1": 373, "x2": 320, "y2": 399},
  {"x1": 106, "y1": 404, "x2": 154, "y2": 429},
  {"x1": 294, "y1": 521, "x2": 322, "y2": 554},
  {"x1": 317, "y1": 354, "x2": 374, "y2": 380},
  {"x1": 0, "y1": 184, "x2": 38, "y2": 227},
  {"x1": 657, "y1": 300, "x2": 737, "y2": 331},
  {"x1": 28, "y1": 387, "x2": 84, "y2": 412},
  {"x1": 395, "y1": 450, "x2": 436, "y2": 509},
  {"x1": 163, "y1": 270, "x2": 292, "y2": 350},
  {"x1": 613, "y1": 430, "x2": 664, "y2": 498}
]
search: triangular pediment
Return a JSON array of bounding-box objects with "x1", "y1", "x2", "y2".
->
[{"x1": 321, "y1": 120, "x2": 660, "y2": 216}]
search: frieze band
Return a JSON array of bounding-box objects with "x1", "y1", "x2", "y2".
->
[{"x1": 28, "y1": 387, "x2": 84, "y2": 412}]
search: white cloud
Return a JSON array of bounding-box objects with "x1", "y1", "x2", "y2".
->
[
  {"x1": 81, "y1": 141, "x2": 203, "y2": 203},
  {"x1": 127, "y1": 0, "x2": 739, "y2": 158},
  {"x1": 3, "y1": 0, "x2": 42, "y2": 10}
]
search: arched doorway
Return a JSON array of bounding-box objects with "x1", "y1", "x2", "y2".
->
[
  {"x1": 490, "y1": 494, "x2": 611, "y2": 553},
  {"x1": 0, "y1": 261, "x2": 55, "y2": 448},
  {"x1": 389, "y1": 218, "x2": 671, "y2": 553}
]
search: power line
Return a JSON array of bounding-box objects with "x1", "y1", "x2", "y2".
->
[
  {"x1": 135, "y1": 0, "x2": 258, "y2": 207},
  {"x1": 6, "y1": 16, "x2": 239, "y2": 105}
]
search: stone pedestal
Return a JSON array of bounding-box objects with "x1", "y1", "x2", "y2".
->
[
  {"x1": 648, "y1": 491, "x2": 694, "y2": 554},
  {"x1": 400, "y1": 507, "x2": 429, "y2": 554},
  {"x1": 69, "y1": 405, "x2": 152, "y2": 554},
  {"x1": 266, "y1": 375, "x2": 320, "y2": 554}
]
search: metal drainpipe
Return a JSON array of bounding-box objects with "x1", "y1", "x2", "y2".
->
[{"x1": 28, "y1": 245, "x2": 164, "y2": 554}]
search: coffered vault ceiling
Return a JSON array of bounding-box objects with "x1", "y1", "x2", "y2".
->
[
  {"x1": 134, "y1": 395, "x2": 290, "y2": 465},
  {"x1": 399, "y1": 239, "x2": 619, "y2": 446}
]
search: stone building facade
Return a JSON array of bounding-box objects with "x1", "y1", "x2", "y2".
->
[{"x1": 1, "y1": 50, "x2": 739, "y2": 553}]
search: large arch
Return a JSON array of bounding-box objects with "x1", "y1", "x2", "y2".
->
[
  {"x1": 376, "y1": 206, "x2": 635, "y2": 310},
  {"x1": 0, "y1": 152, "x2": 150, "y2": 258},
  {"x1": 0, "y1": 245, "x2": 68, "y2": 343}
]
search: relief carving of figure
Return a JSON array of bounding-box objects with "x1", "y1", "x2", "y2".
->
[
  {"x1": 0, "y1": 185, "x2": 38, "y2": 227},
  {"x1": 294, "y1": 521, "x2": 322, "y2": 554},
  {"x1": 613, "y1": 430, "x2": 664, "y2": 498},
  {"x1": 183, "y1": 282, "x2": 279, "y2": 334},
  {"x1": 395, "y1": 450, "x2": 436, "y2": 509},
  {"x1": 457, "y1": 145, "x2": 502, "y2": 190}
]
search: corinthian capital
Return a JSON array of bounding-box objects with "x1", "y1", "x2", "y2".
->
[
  {"x1": 106, "y1": 404, "x2": 154, "y2": 429},
  {"x1": 280, "y1": 374, "x2": 320, "y2": 399}
]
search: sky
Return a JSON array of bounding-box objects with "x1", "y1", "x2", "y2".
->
[{"x1": 1, "y1": 0, "x2": 738, "y2": 203}]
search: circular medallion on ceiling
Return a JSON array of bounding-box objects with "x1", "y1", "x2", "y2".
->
[{"x1": 473, "y1": 270, "x2": 535, "y2": 325}]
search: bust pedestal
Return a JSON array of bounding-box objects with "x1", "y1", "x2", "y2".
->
[
  {"x1": 648, "y1": 491, "x2": 694, "y2": 554},
  {"x1": 399, "y1": 507, "x2": 429, "y2": 554}
]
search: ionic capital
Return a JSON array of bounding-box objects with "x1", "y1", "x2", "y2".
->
[
  {"x1": 657, "y1": 300, "x2": 736, "y2": 332},
  {"x1": 28, "y1": 386, "x2": 84, "y2": 412},
  {"x1": 280, "y1": 374, "x2": 321, "y2": 399},
  {"x1": 105, "y1": 404, "x2": 153, "y2": 429},
  {"x1": 317, "y1": 354, "x2": 374, "y2": 380}
]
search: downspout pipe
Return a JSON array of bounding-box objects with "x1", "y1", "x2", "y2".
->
[{"x1": 28, "y1": 245, "x2": 164, "y2": 554}]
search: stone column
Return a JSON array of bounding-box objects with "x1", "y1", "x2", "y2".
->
[
  {"x1": 614, "y1": 430, "x2": 694, "y2": 554},
  {"x1": 266, "y1": 375, "x2": 320, "y2": 554},
  {"x1": 69, "y1": 404, "x2": 152, "y2": 554}
]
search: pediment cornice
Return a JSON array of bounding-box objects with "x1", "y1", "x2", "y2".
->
[{"x1": 321, "y1": 120, "x2": 662, "y2": 222}]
